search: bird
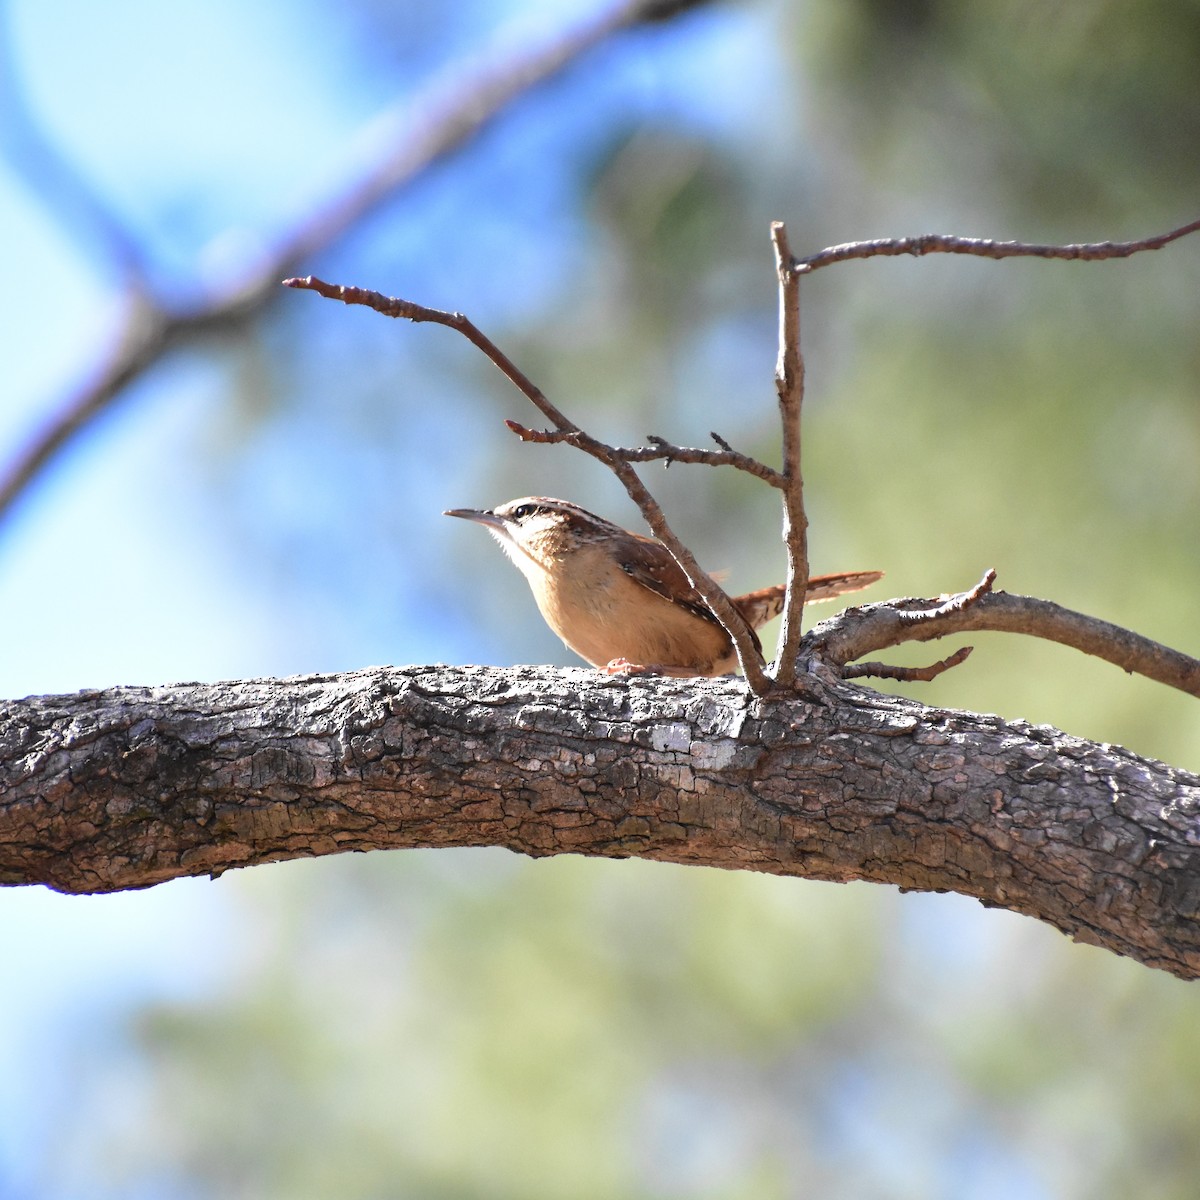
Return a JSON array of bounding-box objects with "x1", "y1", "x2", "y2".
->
[{"x1": 444, "y1": 496, "x2": 882, "y2": 677}]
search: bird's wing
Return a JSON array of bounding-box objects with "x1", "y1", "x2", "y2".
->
[
  {"x1": 614, "y1": 534, "x2": 723, "y2": 627},
  {"x1": 615, "y1": 534, "x2": 764, "y2": 652}
]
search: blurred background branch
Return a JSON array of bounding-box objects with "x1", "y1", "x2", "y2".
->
[{"x1": 0, "y1": 0, "x2": 704, "y2": 530}]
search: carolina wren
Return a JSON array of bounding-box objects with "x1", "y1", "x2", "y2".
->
[{"x1": 445, "y1": 496, "x2": 882, "y2": 677}]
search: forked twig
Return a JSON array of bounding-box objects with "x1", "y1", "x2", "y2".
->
[
  {"x1": 503, "y1": 422, "x2": 782, "y2": 484},
  {"x1": 811, "y1": 576, "x2": 1200, "y2": 699}
]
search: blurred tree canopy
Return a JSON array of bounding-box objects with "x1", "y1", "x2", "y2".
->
[{"x1": 2, "y1": 0, "x2": 1198, "y2": 1197}]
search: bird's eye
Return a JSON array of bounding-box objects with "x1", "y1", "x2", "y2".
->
[{"x1": 511, "y1": 504, "x2": 536, "y2": 521}]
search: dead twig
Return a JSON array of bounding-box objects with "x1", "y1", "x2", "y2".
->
[
  {"x1": 287, "y1": 215, "x2": 1200, "y2": 702},
  {"x1": 282, "y1": 278, "x2": 572, "y2": 427},
  {"x1": 794, "y1": 219, "x2": 1200, "y2": 274},
  {"x1": 843, "y1": 645, "x2": 974, "y2": 683},
  {"x1": 504, "y1": 422, "x2": 782, "y2": 484},
  {"x1": 285, "y1": 275, "x2": 773, "y2": 694},
  {"x1": 896, "y1": 568, "x2": 997, "y2": 626},
  {"x1": 770, "y1": 221, "x2": 810, "y2": 690}
]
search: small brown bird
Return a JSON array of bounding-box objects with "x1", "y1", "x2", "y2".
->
[{"x1": 445, "y1": 496, "x2": 882, "y2": 677}]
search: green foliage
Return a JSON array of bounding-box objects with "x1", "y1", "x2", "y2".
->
[{"x1": 58, "y1": 851, "x2": 1200, "y2": 1199}]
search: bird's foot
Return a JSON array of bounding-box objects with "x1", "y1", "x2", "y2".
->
[{"x1": 602, "y1": 658, "x2": 657, "y2": 676}]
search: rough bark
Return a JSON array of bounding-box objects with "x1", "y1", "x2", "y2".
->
[{"x1": 1, "y1": 665, "x2": 1198, "y2": 978}]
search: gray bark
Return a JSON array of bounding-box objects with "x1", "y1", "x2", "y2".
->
[{"x1": 2, "y1": 665, "x2": 1198, "y2": 978}]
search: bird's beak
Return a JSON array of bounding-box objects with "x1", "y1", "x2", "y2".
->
[{"x1": 444, "y1": 507, "x2": 505, "y2": 531}]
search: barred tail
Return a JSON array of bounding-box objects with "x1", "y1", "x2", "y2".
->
[{"x1": 733, "y1": 570, "x2": 883, "y2": 630}]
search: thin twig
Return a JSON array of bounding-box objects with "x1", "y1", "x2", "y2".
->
[
  {"x1": 794, "y1": 219, "x2": 1200, "y2": 274},
  {"x1": 0, "y1": 0, "x2": 683, "y2": 533},
  {"x1": 808, "y1": 582, "x2": 1200, "y2": 699},
  {"x1": 504, "y1": 421, "x2": 783, "y2": 484},
  {"x1": 770, "y1": 221, "x2": 810, "y2": 689},
  {"x1": 286, "y1": 275, "x2": 773, "y2": 693},
  {"x1": 897, "y1": 568, "x2": 996, "y2": 626},
  {"x1": 843, "y1": 645, "x2": 974, "y2": 683}
]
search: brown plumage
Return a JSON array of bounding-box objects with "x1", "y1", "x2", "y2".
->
[{"x1": 445, "y1": 497, "x2": 882, "y2": 676}]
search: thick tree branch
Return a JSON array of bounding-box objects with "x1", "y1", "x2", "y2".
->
[{"x1": 3, "y1": 667, "x2": 1199, "y2": 978}]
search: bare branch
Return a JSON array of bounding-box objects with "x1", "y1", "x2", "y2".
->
[
  {"x1": 809, "y1": 583, "x2": 1200, "y2": 699},
  {"x1": 0, "y1": 302, "x2": 167, "y2": 522},
  {"x1": 770, "y1": 221, "x2": 810, "y2": 689},
  {"x1": 0, "y1": 0, "x2": 677, "y2": 532},
  {"x1": 896, "y1": 568, "x2": 996, "y2": 627},
  {"x1": 843, "y1": 645, "x2": 974, "y2": 683},
  {"x1": 503, "y1": 421, "x2": 783, "y2": 484},
  {"x1": 286, "y1": 275, "x2": 773, "y2": 694},
  {"x1": 795, "y1": 218, "x2": 1200, "y2": 274}
]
